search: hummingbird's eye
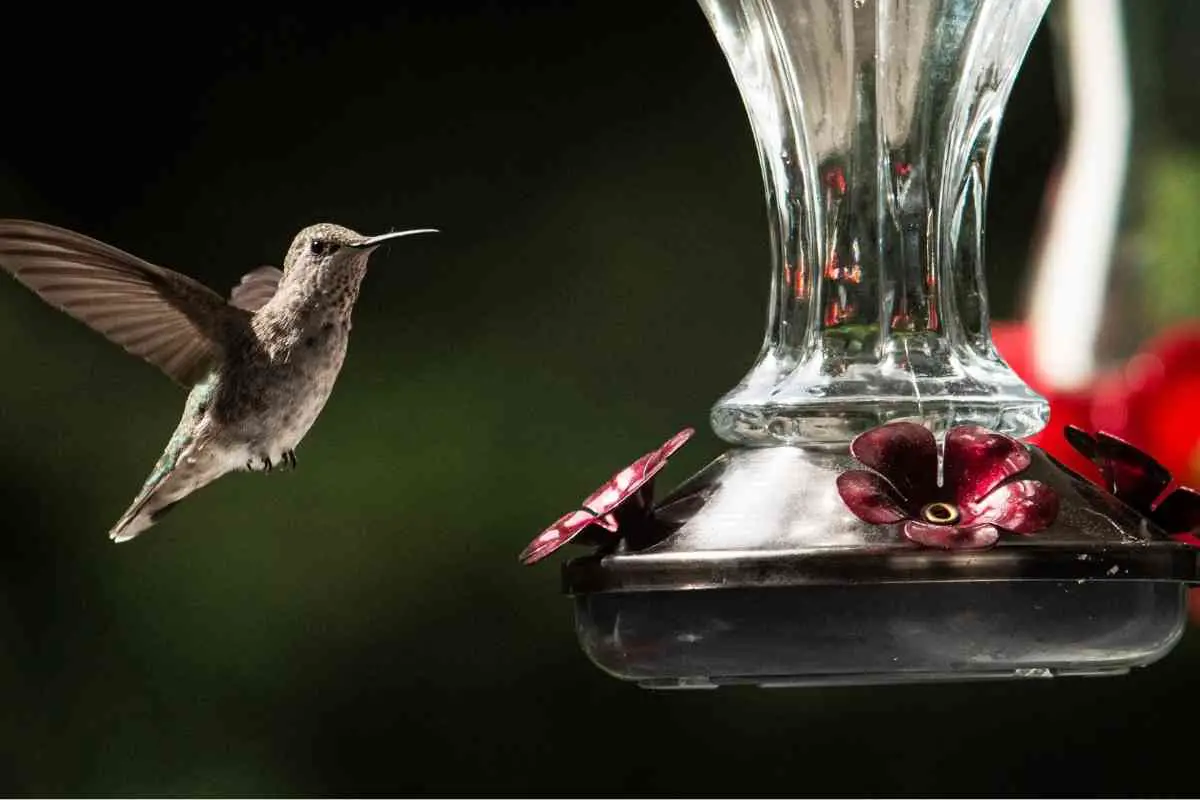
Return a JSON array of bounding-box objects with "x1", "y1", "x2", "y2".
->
[{"x1": 309, "y1": 240, "x2": 328, "y2": 256}]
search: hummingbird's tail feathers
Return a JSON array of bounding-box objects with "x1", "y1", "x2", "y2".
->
[
  {"x1": 109, "y1": 498, "x2": 181, "y2": 542},
  {"x1": 108, "y1": 469, "x2": 175, "y2": 543},
  {"x1": 108, "y1": 447, "x2": 230, "y2": 542},
  {"x1": 108, "y1": 509, "x2": 155, "y2": 543}
]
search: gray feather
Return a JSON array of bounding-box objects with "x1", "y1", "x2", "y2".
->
[
  {"x1": 229, "y1": 266, "x2": 283, "y2": 312},
  {"x1": 0, "y1": 219, "x2": 232, "y2": 386}
]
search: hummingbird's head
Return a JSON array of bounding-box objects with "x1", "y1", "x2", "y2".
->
[{"x1": 282, "y1": 222, "x2": 438, "y2": 284}]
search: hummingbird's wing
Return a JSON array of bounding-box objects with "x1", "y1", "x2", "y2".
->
[
  {"x1": 0, "y1": 219, "x2": 231, "y2": 386},
  {"x1": 228, "y1": 266, "x2": 282, "y2": 312}
]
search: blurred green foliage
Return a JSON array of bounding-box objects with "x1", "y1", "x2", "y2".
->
[
  {"x1": 0, "y1": 1, "x2": 1196, "y2": 795},
  {"x1": 1145, "y1": 150, "x2": 1200, "y2": 326}
]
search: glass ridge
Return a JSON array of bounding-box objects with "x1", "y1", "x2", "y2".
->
[{"x1": 699, "y1": 0, "x2": 1052, "y2": 446}]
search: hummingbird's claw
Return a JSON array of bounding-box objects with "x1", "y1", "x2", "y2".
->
[
  {"x1": 244, "y1": 452, "x2": 297, "y2": 472},
  {"x1": 246, "y1": 455, "x2": 277, "y2": 473}
]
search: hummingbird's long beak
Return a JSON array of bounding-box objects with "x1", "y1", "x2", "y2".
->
[{"x1": 350, "y1": 228, "x2": 440, "y2": 250}]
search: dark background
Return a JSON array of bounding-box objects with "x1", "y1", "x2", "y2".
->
[{"x1": 0, "y1": 1, "x2": 1196, "y2": 795}]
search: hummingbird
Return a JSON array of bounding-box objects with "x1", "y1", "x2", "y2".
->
[{"x1": 0, "y1": 219, "x2": 437, "y2": 542}]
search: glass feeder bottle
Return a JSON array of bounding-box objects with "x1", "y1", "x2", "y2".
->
[{"x1": 703, "y1": 0, "x2": 1051, "y2": 447}]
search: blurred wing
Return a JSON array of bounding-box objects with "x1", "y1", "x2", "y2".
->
[
  {"x1": 0, "y1": 219, "x2": 231, "y2": 386},
  {"x1": 229, "y1": 266, "x2": 282, "y2": 312}
]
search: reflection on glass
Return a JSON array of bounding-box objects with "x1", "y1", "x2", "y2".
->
[{"x1": 699, "y1": 0, "x2": 1051, "y2": 445}]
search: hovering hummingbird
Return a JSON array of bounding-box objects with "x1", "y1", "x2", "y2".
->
[{"x1": 0, "y1": 220, "x2": 437, "y2": 542}]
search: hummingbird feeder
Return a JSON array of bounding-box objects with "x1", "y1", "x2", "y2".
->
[{"x1": 521, "y1": 0, "x2": 1200, "y2": 688}]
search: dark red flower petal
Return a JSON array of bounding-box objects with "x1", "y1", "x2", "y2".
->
[
  {"x1": 580, "y1": 428, "x2": 693, "y2": 517},
  {"x1": 519, "y1": 509, "x2": 608, "y2": 565},
  {"x1": 836, "y1": 470, "x2": 908, "y2": 524},
  {"x1": 1092, "y1": 431, "x2": 1172, "y2": 512},
  {"x1": 963, "y1": 479, "x2": 1059, "y2": 534},
  {"x1": 849, "y1": 421, "x2": 938, "y2": 507},
  {"x1": 903, "y1": 521, "x2": 1000, "y2": 550},
  {"x1": 521, "y1": 428, "x2": 694, "y2": 565},
  {"x1": 1063, "y1": 425, "x2": 1098, "y2": 461},
  {"x1": 1173, "y1": 532, "x2": 1200, "y2": 548},
  {"x1": 654, "y1": 427, "x2": 695, "y2": 464},
  {"x1": 580, "y1": 460, "x2": 664, "y2": 517},
  {"x1": 593, "y1": 512, "x2": 619, "y2": 532},
  {"x1": 943, "y1": 425, "x2": 1031, "y2": 506},
  {"x1": 1153, "y1": 486, "x2": 1200, "y2": 537}
]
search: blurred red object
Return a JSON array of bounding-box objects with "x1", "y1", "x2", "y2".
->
[
  {"x1": 993, "y1": 321, "x2": 1200, "y2": 487},
  {"x1": 993, "y1": 320, "x2": 1200, "y2": 622},
  {"x1": 1090, "y1": 324, "x2": 1200, "y2": 489},
  {"x1": 991, "y1": 321, "x2": 1096, "y2": 477}
]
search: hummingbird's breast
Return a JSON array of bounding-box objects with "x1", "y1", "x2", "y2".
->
[{"x1": 214, "y1": 304, "x2": 354, "y2": 461}]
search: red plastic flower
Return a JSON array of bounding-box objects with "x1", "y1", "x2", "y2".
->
[
  {"x1": 1090, "y1": 324, "x2": 1200, "y2": 489},
  {"x1": 992, "y1": 320, "x2": 1200, "y2": 489},
  {"x1": 1064, "y1": 425, "x2": 1200, "y2": 545},
  {"x1": 519, "y1": 428, "x2": 694, "y2": 565},
  {"x1": 836, "y1": 421, "x2": 1059, "y2": 550}
]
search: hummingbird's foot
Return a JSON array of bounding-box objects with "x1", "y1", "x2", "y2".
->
[
  {"x1": 246, "y1": 456, "x2": 275, "y2": 473},
  {"x1": 283, "y1": 450, "x2": 297, "y2": 469}
]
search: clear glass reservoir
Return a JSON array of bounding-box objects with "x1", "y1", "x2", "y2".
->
[{"x1": 703, "y1": 0, "x2": 1052, "y2": 446}]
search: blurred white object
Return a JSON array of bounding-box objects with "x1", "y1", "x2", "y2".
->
[{"x1": 1027, "y1": 0, "x2": 1131, "y2": 391}]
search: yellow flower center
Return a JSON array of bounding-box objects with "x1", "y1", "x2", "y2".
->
[{"x1": 921, "y1": 502, "x2": 961, "y2": 525}]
